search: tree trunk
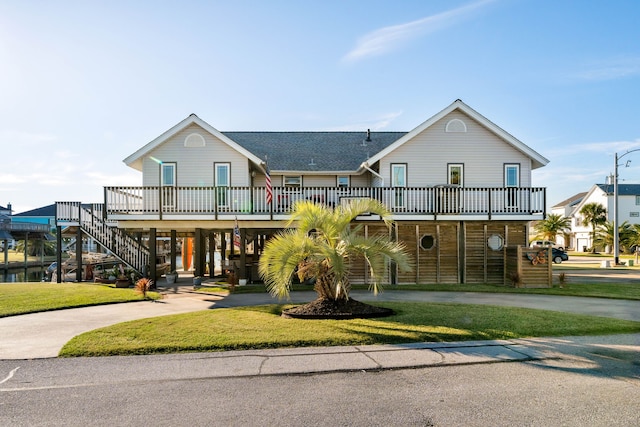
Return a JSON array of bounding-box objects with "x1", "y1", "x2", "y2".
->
[{"x1": 312, "y1": 266, "x2": 350, "y2": 301}]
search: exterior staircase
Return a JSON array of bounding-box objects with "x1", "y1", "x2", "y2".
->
[{"x1": 56, "y1": 202, "x2": 149, "y2": 274}]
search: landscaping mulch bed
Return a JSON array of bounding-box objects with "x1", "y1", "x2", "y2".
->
[{"x1": 281, "y1": 298, "x2": 394, "y2": 319}]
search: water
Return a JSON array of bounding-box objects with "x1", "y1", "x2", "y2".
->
[{"x1": 1, "y1": 266, "x2": 50, "y2": 282}]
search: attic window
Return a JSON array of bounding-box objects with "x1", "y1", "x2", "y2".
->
[
  {"x1": 445, "y1": 119, "x2": 467, "y2": 133},
  {"x1": 184, "y1": 133, "x2": 205, "y2": 147}
]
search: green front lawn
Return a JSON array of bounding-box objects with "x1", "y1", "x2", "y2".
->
[
  {"x1": 0, "y1": 283, "x2": 160, "y2": 317},
  {"x1": 59, "y1": 302, "x2": 640, "y2": 357},
  {"x1": 3, "y1": 277, "x2": 640, "y2": 320},
  {"x1": 209, "y1": 280, "x2": 640, "y2": 300}
]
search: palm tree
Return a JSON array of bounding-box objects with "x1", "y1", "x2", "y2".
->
[
  {"x1": 579, "y1": 202, "x2": 607, "y2": 253},
  {"x1": 259, "y1": 198, "x2": 413, "y2": 317},
  {"x1": 595, "y1": 220, "x2": 632, "y2": 254},
  {"x1": 14, "y1": 239, "x2": 56, "y2": 257},
  {"x1": 628, "y1": 224, "x2": 640, "y2": 263},
  {"x1": 533, "y1": 213, "x2": 571, "y2": 246}
]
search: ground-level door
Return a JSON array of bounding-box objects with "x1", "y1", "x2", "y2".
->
[
  {"x1": 399, "y1": 222, "x2": 460, "y2": 284},
  {"x1": 463, "y1": 222, "x2": 527, "y2": 284}
]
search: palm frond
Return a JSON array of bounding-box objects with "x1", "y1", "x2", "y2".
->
[
  {"x1": 259, "y1": 197, "x2": 413, "y2": 300},
  {"x1": 259, "y1": 230, "x2": 313, "y2": 299}
]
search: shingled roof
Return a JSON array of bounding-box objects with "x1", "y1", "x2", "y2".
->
[
  {"x1": 223, "y1": 131, "x2": 406, "y2": 172},
  {"x1": 552, "y1": 192, "x2": 587, "y2": 209},
  {"x1": 14, "y1": 204, "x2": 56, "y2": 217},
  {"x1": 597, "y1": 183, "x2": 640, "y2": 196}
]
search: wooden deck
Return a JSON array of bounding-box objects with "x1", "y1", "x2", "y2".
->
[{"x1": 56, "y1": 186, "x2": 545, "y2": 222}]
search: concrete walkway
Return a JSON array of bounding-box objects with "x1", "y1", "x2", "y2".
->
[{"x1": 1, "y1": 285, "x2": 640, "y2": 377}]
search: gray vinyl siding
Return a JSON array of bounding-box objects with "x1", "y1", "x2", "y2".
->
[
  {"x1": 378, "y1": 111, "x2": 533, "y2": 187},
  {"x1": 252, "y1": 174, "x2": 368, "y2": 187},
  {"x1": 142, "y1": 124, "x2": 250, "y2": 187},
  {"x1": 296, "y1": 175, "x2": 369, "y2": 187}
]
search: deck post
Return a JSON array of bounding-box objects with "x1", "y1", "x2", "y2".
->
[
  {"x1": 239, "y1": 228, "x2": 246, "y2": 280},
  {"x1": 149, "y1": 228, "x2": 157, "y2": 282},
  {"x1": 193, "y1": 228, "x2": 201, "y2": 277},
  {"x1": 208, "y1": 231, "x2": 215, "y2": 278},
  {"x1": 56, "y1": 225, "x2": 62, "y2": 283},
  {"x1": 75, "y1": 228, "x2": 82, "y2": 282},
  {"x1": 170, "y1": 230, "x2": 177, "y2": 273}
]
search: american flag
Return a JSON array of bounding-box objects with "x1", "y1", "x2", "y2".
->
[
  {"x1": 233, "y1": 217, "x2": 241, "y2": 249},
  {"x1": 265, "y1": 163, "x2": 272, "y2": 205}
]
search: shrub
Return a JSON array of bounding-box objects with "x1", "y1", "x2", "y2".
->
[
  {"x1": 135, "y1": 278, "x2": 154, "y2": 299},
  {"x1": 509, "y1": 271, "x2": 522, "y2": 288}
]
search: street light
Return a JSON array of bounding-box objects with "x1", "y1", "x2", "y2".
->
[{"x1": 613, "y1": 149, "x2": 640, "y2": 265}]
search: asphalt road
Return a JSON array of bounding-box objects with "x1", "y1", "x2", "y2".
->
[
  {"x1": 1, "y1": 333, "x2": 639, "y2": 426},
  {"x1": 2, "y1": 259, "x2": 639, "y2": 426}
]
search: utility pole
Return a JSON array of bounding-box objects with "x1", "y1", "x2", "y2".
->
[{"x1": 613, "y1": 149, "x2": 640, "y2": 265}]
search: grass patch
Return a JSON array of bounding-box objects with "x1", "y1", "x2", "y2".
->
[
  {"x1": 207, "y1": 281, "x2": 640, "y2": 300},
  {"x1": 0, "y1": 283, "x2": 160, "y2": 317},
  {"x1": 59, "y1": 302, "x2": 640, "y2": 357},
  {"x1": 387, "y1": 282, "x2": 640, "y2": 300}
]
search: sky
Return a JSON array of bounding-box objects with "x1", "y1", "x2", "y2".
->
[{"x1": 1, "y1": 0, "x2": 640, "y2": 214}]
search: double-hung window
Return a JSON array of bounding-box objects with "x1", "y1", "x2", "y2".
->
[
  {"x1": 448, "y1": 164, "x2": 463, "y2": 186},
  {"x1": 505, "y1": 164, "x2": 520, "y2": 208},
  {"x1": 161, "y1": 163, "x2": 176, "y2": 208},
  {"x1": 391, "y1": 164, "x2": 407, "y2": 208},
  {"x1": 215, "y1": 163, "x2": 230, "y2": 207}
]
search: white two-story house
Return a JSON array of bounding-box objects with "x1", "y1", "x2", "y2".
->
[
  {"x1": 55, "y1": 99, "x2": 549, "y2": 285},
  {"x1": 571, "y1": 183, "x2": 640, "y2": 252}
]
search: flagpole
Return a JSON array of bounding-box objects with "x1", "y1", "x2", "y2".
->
[{"x1": 265, "y1": 155, "x2": 272, "y2": 207}]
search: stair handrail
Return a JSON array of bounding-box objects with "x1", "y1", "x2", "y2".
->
[{"x1": 78, "y1": 204, "x2": 150, "y2": 274}]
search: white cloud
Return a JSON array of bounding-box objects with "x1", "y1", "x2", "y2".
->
[
  {"x1": 574, "y1": 57, "x2": 640, "y2": 82},
  {"x1": 343, "y1": 0, "x2": 496, "y2": 63},
  {"x1": 0, "y1": 130, "x2": 57, "y2": 146},
  {"x1": 580, "y1": 138, "x2": 640, "y2": 154}
]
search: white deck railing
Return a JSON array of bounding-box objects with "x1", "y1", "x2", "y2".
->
[{"x1": 91, "y1": 186, "x2": 545, "y2": 218}]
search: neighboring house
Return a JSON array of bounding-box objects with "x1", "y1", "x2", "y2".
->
[
  {"x1": 543, "y1": 192, "x2": 587, "y2": 250},
  {"x1": 1, "y1": 203, "x2": 52, "y2": 254},
  {"x1": 0, "y1": 204, "x2": 14, "y2": 251},
  {"x1": 55, "y1": 99, "x2": 549, "y2": 285},
  {"x1": 0, "y1": 203, "x2": 12, "y2": 216},
  {"x1": 12, "y1": 204, "x2": 56, "y2": 232},
  {"x1": 551, "y1": 192, "x2": 587, "y2": 218},
  {"x1": 570, "y1": 183, "x2": 640, "y2": 252}
]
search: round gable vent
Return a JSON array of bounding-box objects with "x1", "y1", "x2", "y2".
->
[
  {"x1": 445, "y1": 119, "x2": 467, "y2": 133},
  {"x1": 185, "y1": 133, "x2": 205, "y2": 147}
]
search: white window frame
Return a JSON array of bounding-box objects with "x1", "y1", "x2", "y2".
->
[
  {"x1": 161, "y1": 163, "x2": 176, "y2": 208},
  {"x1": 215, "y1": 162, "x2": 231, "y2": 207},
  {"x1": 504, "y1": 164, "x2": 520, "y2": 209},
  {"x1": 505, "y1": 164, "x2": 520, "y2": 187},
  {"x1": 391, "y1": 164, "x2": 407, "y2": 208},
  {"x1": 337, "y1": 176, "x2": 350, "y2": 188},
  {"x1": 284, "y1": 176, "x2": 302, "y2": 190},
  {"x1": 448, "y1": 164, "x2": 463, "y2": 186}
]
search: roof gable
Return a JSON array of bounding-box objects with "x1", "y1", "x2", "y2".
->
[
  {"x1": 365, "y1": 99, "x2": 549, "y2": 170},
  {"x1": 14, "y1": 204, "x2": 56, "y2": 217},
  {"x1": 123, "y1": 114, "x2": 266, "y2": 171},
  {"x1": 552, "y1": 192, "x2": 587, "y2": 209},
  {"x1": 123, "y1": 100, "x2": 548, "y2": 175}
]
